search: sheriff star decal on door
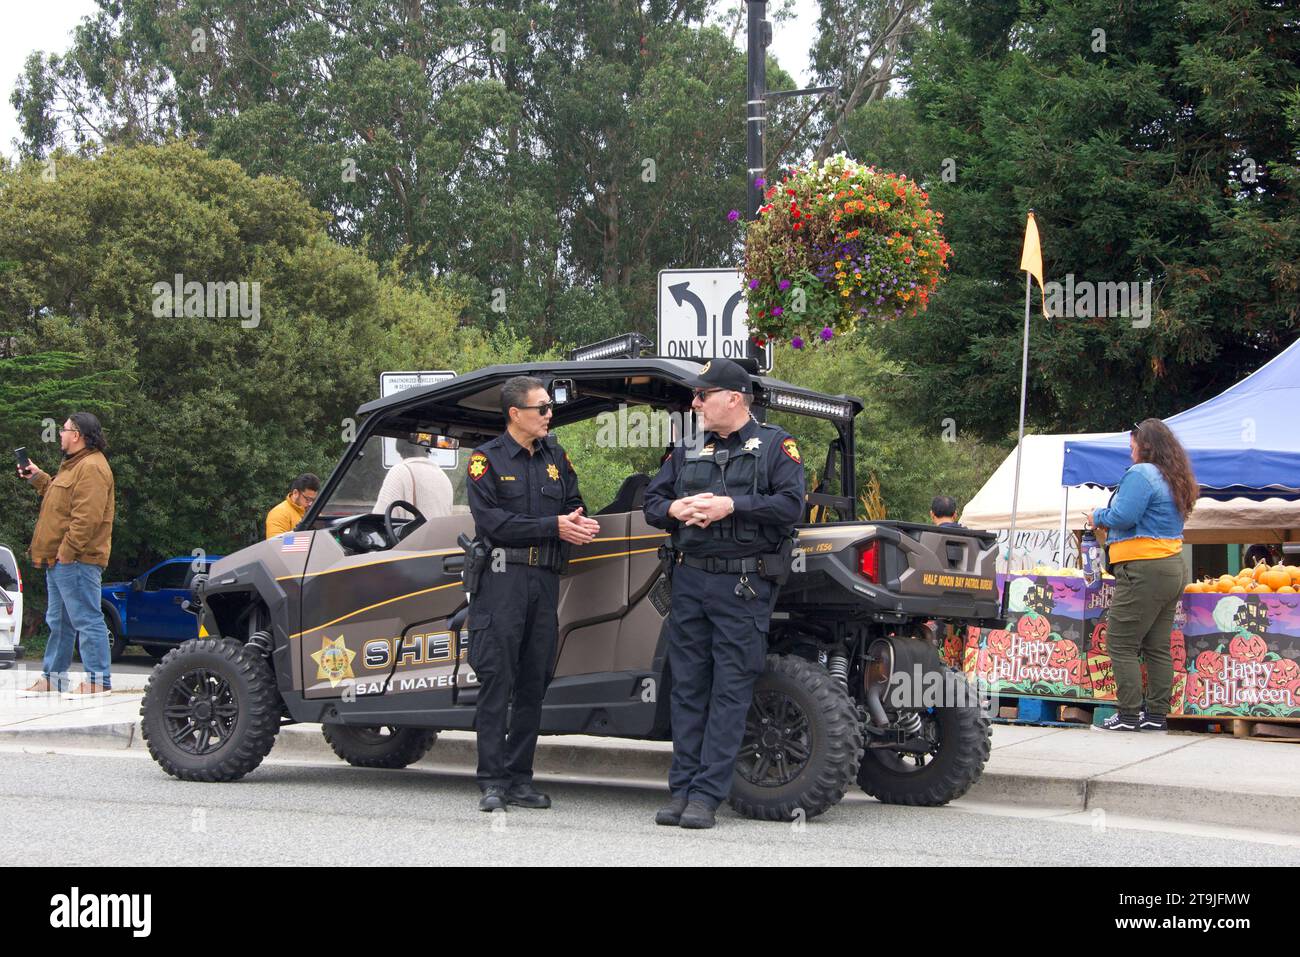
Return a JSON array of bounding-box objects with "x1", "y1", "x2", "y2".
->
[{"x1": 311, "y1": 636, "x2": 356, "y2": 687}]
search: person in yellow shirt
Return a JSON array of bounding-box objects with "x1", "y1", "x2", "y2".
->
[{"x1": 266, "y1": 474, "x2": 319, "y2": 539}]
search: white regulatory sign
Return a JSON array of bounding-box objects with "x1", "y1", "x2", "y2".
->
[
  {"x1": 379, "y1": 371, "x2": 457, "y2": 469},
  {"x1": 657, "y1": 269, "x2": 773, "y2": 371}
]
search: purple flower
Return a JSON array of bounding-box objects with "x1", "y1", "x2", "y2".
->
[
  {"x1": 727, "y1": 209, "x2": 740, "y2": 222},
  {"x1": 820, "y1": 327, "x2": 834, "y2": 341},
  {"x1": 876, "y1": 296, "x2": 885, "y2": 305},
  {"x1": 749, "y1": 278, "x2": 760, "y2": 289},
  {"x1": 778, "y1": 279, "x2": 791, "y2": 291},
  {"x1": 755, "y1": 178, "x2": 766, "y2": 187},
  {"x1": 772, "y1": 306, "x2": 784, "y2": 316},
  {"x1": 791, "y1": 336, "x2": 804, "y2": 349}
]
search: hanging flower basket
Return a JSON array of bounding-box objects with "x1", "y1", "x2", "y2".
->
[{"x1": 742, "y1": 154, "x2": 951, "y2": 348}]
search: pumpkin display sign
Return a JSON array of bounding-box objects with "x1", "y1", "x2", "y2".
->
[
  {"x1": 957, "y1": 577, "x2": 1300, "y2": 718},
  {"x1": 1177, "y1": 595, "x2": 1300, "y2": 717}
]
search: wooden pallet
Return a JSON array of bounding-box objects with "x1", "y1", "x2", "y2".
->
[
  {"x1": 1167, "y1": 714, "x2": 1300, "y2": 742},
  {"x1": 993, "y1": 696, "x2": 1113, "y2": 727}
]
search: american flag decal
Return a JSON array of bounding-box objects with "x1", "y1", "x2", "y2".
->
[{"x1": 281, "y1": 533, "x2": 312, "y2": 553}]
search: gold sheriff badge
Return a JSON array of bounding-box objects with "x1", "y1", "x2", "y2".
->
[{"x1": 311, "y1": 636, "x2": 357, "y2": 688}]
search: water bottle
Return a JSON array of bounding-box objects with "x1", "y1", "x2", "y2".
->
[{"x1": 1081, "y1": 527, "x2": 1098, "y2": 584}]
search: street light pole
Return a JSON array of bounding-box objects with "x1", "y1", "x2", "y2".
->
[{"x1": 745, "y1": 1, "x2": 770, "y2": 221}]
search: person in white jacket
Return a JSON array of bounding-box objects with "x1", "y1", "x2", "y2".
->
[{"x1": 373, "y1": 456, "x2": 454, "y2": 521}]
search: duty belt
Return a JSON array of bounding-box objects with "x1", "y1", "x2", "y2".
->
[
  {"x1": 677, "y1": 553, "x2": 762, "y2": 574},
  {"x1": 499, "y1": 543, "x2": 564, "y2": 571}
]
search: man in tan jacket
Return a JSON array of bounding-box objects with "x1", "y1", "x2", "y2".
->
[{"x1": 18, "y1": 413, "x2": 116, "y2": 698}]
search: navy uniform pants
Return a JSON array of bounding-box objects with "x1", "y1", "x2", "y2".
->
[
  {"x1": 667, "y1": 563, "x2": 775, "y2": 808},
  {"x1": 467, "y1": 563, "x2": 559, "y2": 790}
]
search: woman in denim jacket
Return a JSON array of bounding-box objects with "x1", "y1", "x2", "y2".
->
[{"x1": 1088, "y1": 419, "x2": 1198, "y2": 732}]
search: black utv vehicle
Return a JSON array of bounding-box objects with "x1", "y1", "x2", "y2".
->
[{"x1": 142, "y1": 344, "x2": 1001, "y2": 820}]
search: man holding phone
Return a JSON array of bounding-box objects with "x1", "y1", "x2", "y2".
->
[{"x1": 16, "y1": 412, "x2": 116, "y2": 698}]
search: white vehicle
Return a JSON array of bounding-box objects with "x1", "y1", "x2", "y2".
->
[{"x1": 0, "y1": 545, "x2": 22, "y2": 668}]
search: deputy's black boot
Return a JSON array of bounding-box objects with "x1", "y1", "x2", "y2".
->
[
  {"x1": 678, "y1": 799, "x2": 717, "y2": 829},
  {"x1": 655, "y1": 795, "x2": 689, "y2": 826},
  {"x1": 506, "y1": 783, "x2": 552, "y2": 809}
]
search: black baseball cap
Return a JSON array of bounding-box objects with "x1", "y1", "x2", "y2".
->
[{"x1": 681, "y1": 357, "x2": 753, "y2": 395}]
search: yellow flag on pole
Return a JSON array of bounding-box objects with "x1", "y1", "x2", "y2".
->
[{"x1": 1020, "y1": 210, "x2": 1048, "y2": 317}]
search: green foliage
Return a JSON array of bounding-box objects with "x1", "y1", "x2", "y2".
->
[
  {"x1": 761, "y1": 335, "x2": 1009, "y2": 523},
  {"x1": 867, "y1": 0, "x2": 1300, "y2": 438},
  {"x1": 12, "y1": 1, "x2": 800, "y2": 353},
  {"x1": 0, "y1": 142, "x2": 480, "y2": 629}
]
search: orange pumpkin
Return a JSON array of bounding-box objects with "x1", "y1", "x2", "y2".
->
[
  {"x1": 1277, "y1": 585, "x2": 1296, "y2": 594},
  {"x1": 1262, "y1": 566, "x2": 1291, "y2": 591},
  {"x1": 1250, "y1": 562, "x2": 1270, "y2": 582},
  {"x1": 1215, "y1": 575, "x2": 1236, "y2": 593},
  {"x1": 1185, "y1": 582, "x2": 1204, "y2": 593}
]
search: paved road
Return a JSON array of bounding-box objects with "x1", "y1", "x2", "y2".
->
[{"x1": 2, "y1": 748, "x2": 1298, "y2": 866}]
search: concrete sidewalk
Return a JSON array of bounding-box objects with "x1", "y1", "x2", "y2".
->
[{"x1": 2, "y1": 664, "x2": 1298, "y2": 835}]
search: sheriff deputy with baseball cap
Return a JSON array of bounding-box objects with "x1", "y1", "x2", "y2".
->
[{"x1": 642, "y1": 357, "x2": 806, "y2": 829}]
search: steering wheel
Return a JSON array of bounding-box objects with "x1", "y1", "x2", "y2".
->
[{"x1": 383, "y1": 500, "x2": 426, "y2": 546}]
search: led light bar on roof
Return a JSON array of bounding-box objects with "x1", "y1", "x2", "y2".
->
[
  {"x1": 765, "y1": 389, "x2": 854, "y2": 421},
  {"x1": 567, "y1": 333, "x2": 653, "y2": 362}
]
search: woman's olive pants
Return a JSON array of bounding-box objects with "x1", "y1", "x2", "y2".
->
[{"x1": 1107, "y1": 554, "x2": 1187, "y2": 716}]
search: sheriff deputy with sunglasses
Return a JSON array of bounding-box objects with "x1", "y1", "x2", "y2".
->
[
  {"x1": 465, "y1": 375, "x2": 600, "y2": 813},
  {"x1": 643, "y1": 357, "x2": 806, "y2": 829}
]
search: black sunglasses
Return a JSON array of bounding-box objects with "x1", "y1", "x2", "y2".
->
[
  {"x1": 691, "y1": 388, "x2": 725, "y2": 400},
  {"x1": 516, "y1": 402, "x2": 555, "y2": 415}
]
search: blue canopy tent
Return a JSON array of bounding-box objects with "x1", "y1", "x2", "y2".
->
[{"x1": 1062, "y1": 336, "x2": 1300, "y2": 502}]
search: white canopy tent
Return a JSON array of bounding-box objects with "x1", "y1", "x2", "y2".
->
[{"x1": 962, "y1": 434, "x2": 1300, "y2": 563}]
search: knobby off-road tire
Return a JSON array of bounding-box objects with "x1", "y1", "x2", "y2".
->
[
  {"x1": 728, "y1": 654, "x2": 863, "y2": 822},
  {"x1": 322, "y1": 725, "x2": 438, "y2": 769},
  {"x1": 857, "y1": 671, "x2": 992, "y2": 806},
  {"x1": 140, "y1": 638, "x2": 280, "y2": 782}
]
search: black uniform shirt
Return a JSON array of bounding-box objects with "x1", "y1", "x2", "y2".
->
[
  {"x1": 466, "y1": 431, "x2": 586, "y2": 546},
  {"x1": 643, "y1": 416, "x2": 805, "y2": 556}
]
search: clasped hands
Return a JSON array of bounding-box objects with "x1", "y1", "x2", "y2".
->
[
  {"x1": 556, "y1": 507, "x2": 601, "y2": 545},
  {"x1": 668, "y1": 492, "x2": 734, "y2": 529}
]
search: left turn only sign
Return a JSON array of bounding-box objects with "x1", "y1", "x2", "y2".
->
[{"x1": 657, "y1": 269, "x2": 772, "y2": 371}]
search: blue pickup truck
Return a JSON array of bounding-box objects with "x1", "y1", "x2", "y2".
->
[{"x1": 100, "y1": 555, "x2": 222, "y2": 661}]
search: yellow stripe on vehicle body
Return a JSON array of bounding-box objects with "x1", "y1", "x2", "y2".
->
[{"x1": 290, "y1": 582, "x2": 464, "y2": 639}]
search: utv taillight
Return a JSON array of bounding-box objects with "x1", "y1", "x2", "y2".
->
[{"x1": 858, "y1": 541, "x2": 880, "y2": 583}]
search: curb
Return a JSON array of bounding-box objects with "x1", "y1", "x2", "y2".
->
[{"x1": 3, "y1": 720, "x2": 1298, "y2": 834}]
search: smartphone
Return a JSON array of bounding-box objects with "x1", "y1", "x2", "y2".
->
[{"x1": 13, "y1": 447, "x2": 29, "y2": 473}]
